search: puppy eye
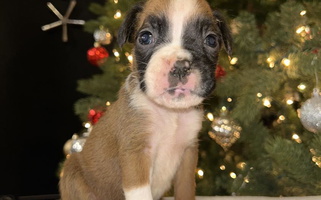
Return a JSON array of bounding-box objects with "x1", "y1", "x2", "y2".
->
[
  {"x1": 138, "y1": 31, "x2": 154, "y2": 45},
  {"x1": 204, "y1": 34, "x2": 218, "y2": 48}
]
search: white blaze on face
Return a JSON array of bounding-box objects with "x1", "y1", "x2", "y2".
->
[
  {"x1": 169, "y1": 0, "x2": 198, "y2": 45},
  {"x1": 144, "y1": 0, "x2": 204, "y2": 109}
]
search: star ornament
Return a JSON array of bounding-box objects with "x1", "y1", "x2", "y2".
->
[{"x1": 41, "y1": 0, "x2": 85, "y2": 42}]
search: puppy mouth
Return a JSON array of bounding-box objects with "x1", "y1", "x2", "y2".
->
[{"x1": 165, "y1": 86, "x2": 199, "y2": 97}]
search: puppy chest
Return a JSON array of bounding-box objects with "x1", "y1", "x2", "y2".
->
[{"x1": 147, "y1": 109, "x2": 202, "y2": 196}]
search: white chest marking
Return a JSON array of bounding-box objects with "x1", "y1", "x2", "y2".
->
[
  {"x1": 147, "y1": 101, "x2": 202, "y2": 199},
  {"x1": 124, "y1": 185, "x2": 153, "y2": 200}
]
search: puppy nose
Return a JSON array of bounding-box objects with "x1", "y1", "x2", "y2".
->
[{"x1": 170, "y1": 60, "x2": 191, "y2": 80}]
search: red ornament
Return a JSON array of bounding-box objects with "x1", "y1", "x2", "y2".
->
[
  {"x1": 88, "y1": 109, "x2": 104, "y2": 124},
  {"x1": 215, "y1": 64, "x2": 226, "y2": 79},
  {"x1": 312, "y1": 49, "x2": 319, "y2": 54},
  {"x1": 87, "y1": 47, "x2": 109, "y2": 66}
]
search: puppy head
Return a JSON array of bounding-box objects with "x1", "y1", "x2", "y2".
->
[{"x1": 118, "y1": 0, "x2": 232, "y2": 109}]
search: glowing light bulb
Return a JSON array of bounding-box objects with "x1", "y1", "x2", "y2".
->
[
  {"x1": 263, "y1": 97, "x2": 272, "y2": 108},
  {"x1": 230, "y1": 57, "x2": 238, "y2": 65},
  {"x1": 230, "y1": 172, "x2": 237, "y2": 179},
  {"x1": 114, "y1": 10, "x2": 122, "y2": 19},
  {"x1": 286, "y1": 99, "x2": 294, "y2": 105},
  {"x1": 257, "y1": 93, "x2": 263, "y2": 98},
  {"x1": 296, "y1": 26, "x2": 306, "y2": 34},
  {"x1": 84, "y1": 122, "x2": 92, "y2": 129},
  {"x1": 197, "y1": 169, "x2": 204, "y2": 178},
  {"x1": 244, "y1": 177, "x2": 250, "y2": 183},
  {"x1": 236, "y1": 162, "x2": 246, "y2": 170},
  {"x1": 207, "y1": 113, "x2": 214, "y2": 121},
  {"x1": 292, "y1": 133, "x2": 302, "y2": 143},
  {"x1": 106, "y1": 101, "x2": 111, "y2": 106},
  {"x1": 127, "y1": 55, "x2": 133, "y2": 63},
  {"x1": 282, "y1": 58, "x2": 291, "y2": 67},
  {"x1": 279, "y1": 115, "x2": 285, "y2": 121},
  {"x1": 297, "y1": 83, "x2": 306, "y2": 91},
  {"x1": 266, "y1": 57, "x2": 275, "y2": 68},
  {"x1": 113, "y1": 49, "x2": 120, "y2": 57},
  {"x1": 300, "y1": 10, "x2": 307, "y2": 16},
  {"x1": 267, "y1": 57, "x2": 273, "y2": 63},
  {"x1": 227, "y1": 97, "x2": 233, "y2": 102},
  {"x1": 269, "y1": 62, "x2": 275, "y2": 68},
  {"x1": 220, "y1": 165, "x2": 226, "y2": 170},
  {"x1": 125, "y1": 52, "x2": 133, "y2": 64},
  {"x1": 114, "y1": 0, "x2": 118, "y2": 3}
]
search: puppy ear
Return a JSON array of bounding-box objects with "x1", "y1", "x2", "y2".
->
[
  {"x1": 117, "y1": 2, "x2": 144, "y2": 47},
  {"x1": 213, "y1": 10, "x2": 233, "y2": 57}
]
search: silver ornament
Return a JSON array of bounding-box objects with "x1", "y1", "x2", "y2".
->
[
  {"x1": 69, "y1": 127, "x2": 92, "y2": 153},
  {"x1": 70, "y1": 134, "x2": 87, "y2": 153},
  {"x1": 208, "y1": 112, "x2": 242, "y2": 151},
  {"x1": 94, "y1": 28, "x2": 112, "y2": 45},
  {"x1": 299, "y1": 88, "x2": 321, "y2": 133}
]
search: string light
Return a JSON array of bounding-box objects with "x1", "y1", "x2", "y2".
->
[
  {"x1": 113, "y1": 49, "x2": 120, "y2": 57},
  {"x1": 292, "y1": 133, "x2": 302, "y2": 143},
  {"x1": 197, "y1": 169, "x2": 204, "y2": 179},
  {"x1": 220, "y1": 165, "x2": 226, "y2": 170},
  {"x1": 276, "y1": 115, "x2": 285, "y2": 124},
  {"x1": 297, "y1": 83, "x2": 306, "y2": 91},
  {"x1": 262, "y1": 97, "x2": 272, "y2": 108},
  {"x1": 296, "y1": 26, "x2": 306, "y2": 34},
  {"x1": 106, "y1": 101, "x2": 111, "y2": 106},
  {"x1": 237, "y1": 162, "x2": 247, "y2": 170},
  {"x1": 113, "y1": 49, "x2": 120, "y2": 61},
  {"x1": 282, "y1": 58, "x2": 291, "y2": 67},
  {"x1": 310, "y1": 149, "x2": 321, "y2": 168},
  {"x1": 227, "y1": 97, "x2": 233, "y2": 102},
  {"x1": 230, "y1": 57, "x2": 238, "y2": 65},
  {"x1": 279, "y1": 115, "x2": 285, "y2": 121},
  {"x1": 244, "y1": 176, "x2": 250, "y2": 183},
  {"x1": 257, "y1": 93, "x2": 263, "y2": 98},
  {"x1": 114, "y1": 0, "x2": 119, "y2": 3},
  {"x1": 84, "y1": 122, "x2": 92, "y2": 129},
  {"x1": 286, "y1": 99, "x2": 294, "y2": 105},
  {"x1": 230, "y1": 172, "x2": 237, "y2": 179},
  {"x1": 267, "y1": 57, "x2": 273, "y2": 63},
  {"x1": 269, "y1": 62, "x2": 275, "y2": 68},
  {"x1": 125, "y1": 52, "x2": 133, "y2": 64},
  {"x1": 312, "y1": 156, "x2": 321, "y2": 168},
  {"x1": 114, "y1": 10, "x2": 122, "y2": 19},
  {"x1": 207, "y1": 113, "x2": 214, "y2": 121},
  {"x1": 300, "y1": 10, "x2": 307, "y2": 16},
  {"x1": 266, "y1": 57, "x2": 275, "y2": 68}
]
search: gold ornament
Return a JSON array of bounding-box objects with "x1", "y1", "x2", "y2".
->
[{"x1": 208, "y1": 111, "x2": 242, "y2": 151}]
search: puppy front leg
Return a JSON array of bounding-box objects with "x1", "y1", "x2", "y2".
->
[
  {"x1": 173, "y1": 144, "x2": 198, "y2": 200},
  {"x1": 120, "y1": 151, "x2": 153, "y2": 200}
]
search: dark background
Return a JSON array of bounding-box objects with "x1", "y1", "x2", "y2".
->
[{"x1": 0, "y1": 0, "x2": 103, "y2": 196}]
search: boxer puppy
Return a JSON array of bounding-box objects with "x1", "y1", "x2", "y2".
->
[{"x1": 59, "y1": 0, "x2": 232, "y2": 199}]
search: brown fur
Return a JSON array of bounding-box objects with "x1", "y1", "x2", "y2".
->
[
  {"x1": 60, "y1": 78, "x2": 153, "y2": 199},
  {"x1": 174, "y1": 145, "x2": 198, "y2": 200}
]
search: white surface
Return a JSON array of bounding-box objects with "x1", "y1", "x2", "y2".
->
[{"x1": 163, "y1": 196, "x2": 321, "y2": 200}]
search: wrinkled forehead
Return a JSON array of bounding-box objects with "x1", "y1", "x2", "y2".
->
[{"x1": 137, "y1": 0, "x2": 214, "y2": 29}]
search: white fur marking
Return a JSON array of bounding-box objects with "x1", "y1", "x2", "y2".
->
[
  {"x1": 128, "y1": 83, "x2": 202, "y2": 199},
  {"x1": 124, "y1": 185, "x2": 153, "y2": 200},
  {"x1": 169, "y1": 0, "x2": 198, "y2": 45}
]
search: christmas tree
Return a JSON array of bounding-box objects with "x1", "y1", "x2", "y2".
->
[{"x1": 66, "y1": 0, "x2": 321, "y2": 197}]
